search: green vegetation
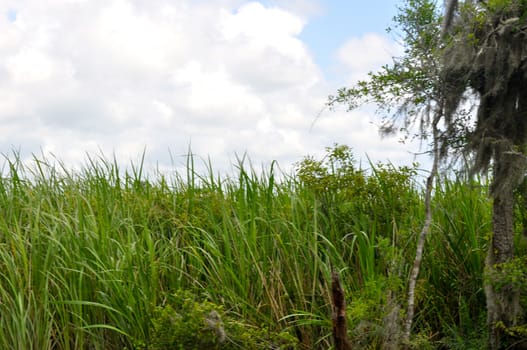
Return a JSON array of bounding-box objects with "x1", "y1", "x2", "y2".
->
[
  {"x1": 0, "y1": 146, "x2": 524, "y2": 349},
  {"x1": 331, "y1": 0, "x2": 527, "y2": 346}
]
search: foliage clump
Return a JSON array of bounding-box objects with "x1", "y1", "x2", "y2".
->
[
  {"x1": 137, "y1": 290, "x2": 297, "y2": 350},
  {"x1": 296, "y1": 144, "x2": 419, "y2": 243},
  {"x1": 485, "y1": 256, "x2": 527, "y2": 291}
]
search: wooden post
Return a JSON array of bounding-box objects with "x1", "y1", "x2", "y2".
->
[{"x1": 331, "y1": 269, "x2": 352, "y2": 350}]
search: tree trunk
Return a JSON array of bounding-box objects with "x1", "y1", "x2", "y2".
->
[
  {"x1": 331, "y1": 270, "x2": 352, "y2": 350},
  {"x1": 486, "y1": 151, "x2": 525, "y2": 349},
  {"x1": 486, "y1": 192, "x2": 520, "y2": 349}
]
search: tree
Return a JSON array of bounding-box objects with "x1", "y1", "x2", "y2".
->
[
  {"x1": 441, "y1": 1, "x2": 527, "y2": 348},
  {"x1": 330, "y1": 0, "x2": 527, "y2": 348}
]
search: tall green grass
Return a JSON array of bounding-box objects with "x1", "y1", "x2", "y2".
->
[
  {"x1": 417, "y1": 179, "x2": 490, "y2": 348},
  {"x1": 0, "y1": 149, "x2": 498, "y2": 349}
]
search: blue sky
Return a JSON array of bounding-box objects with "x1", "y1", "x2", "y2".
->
[
  {"x1": 6, "y1": 8, "x2": 16, "y2": 22},
  {"x1": 0, "y1": 0, "x2": 426, "y2": 175},
  {"x1": 301, "y1": 0, "x2": 401, "y2": 77}
]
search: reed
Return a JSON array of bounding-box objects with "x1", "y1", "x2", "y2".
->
[{"x1": 0, "y1": 150, "x2": 500, "y2": 349}]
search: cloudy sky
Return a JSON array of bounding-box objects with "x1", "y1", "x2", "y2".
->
[{"x1": 0, "y1": 0, "x2": 428, "y2": 176}]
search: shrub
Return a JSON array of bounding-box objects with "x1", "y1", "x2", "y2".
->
[{"x1": 137, "y1": 290, "x2": 298, "y2": 350}]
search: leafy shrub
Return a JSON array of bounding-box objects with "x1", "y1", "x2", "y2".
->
[
  {"x1": 295, "y1": 144, "x2": 419, "y2": 242},
  {"x1": 136, "y1": 290, "x2": 298, "y2": 350},
  {"x1": 295, "y1": 144, "x2": 419, "y2": 286}
]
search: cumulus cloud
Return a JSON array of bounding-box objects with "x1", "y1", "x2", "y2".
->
[
  {"x1": 0, "y1": 0, "x2": 422, "y2": 176},
  {"x1": 336, "y1": 33, "x2": 402, "y2": 84}
]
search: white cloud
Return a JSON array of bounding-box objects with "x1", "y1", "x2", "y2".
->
[
  {"x1": 336, "y1": 33, "x2": 402, "y2": 84},
  {"x1": 0, "y1": 0, "x2": 423, "y2": 177},
  {"x1": 220, "y1": 2, "x2": 304, "y2": 53},
  {"x1": 218, "y1": 2, "x2": 320, "y2": 93},
  {"x1": 91, "y1": 0, "x2": 186, "y2": 72},
  {"x1": 6, "y1": 48, "x2": 55, "y2": 83},
  {"x1": 172, "y1": 61, "x2": 265, "y2": 121}
]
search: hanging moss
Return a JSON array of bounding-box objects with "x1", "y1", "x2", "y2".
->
[{"x1": 442, "y1": 1, "x2": 527, "y2": 184}]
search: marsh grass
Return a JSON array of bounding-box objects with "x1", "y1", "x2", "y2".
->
[
  {"x1": 0, "y1": 150, "x2": 498, "y2": 349},
  {"x1": 416, "y1": 179, "x2": 490, "y2": 347}
]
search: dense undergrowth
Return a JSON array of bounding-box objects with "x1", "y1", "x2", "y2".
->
[{"x1": 0, "y1": 146, "x2": 524, "y2": 349}]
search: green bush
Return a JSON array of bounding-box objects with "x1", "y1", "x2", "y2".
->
[
  {"x1": 295, "y1": 144, "x2": 419, "y2": 286},
  {"x1": 295, "y1": 143, "x2": 419, "y2": 243},
  {"x1": 137, "y1": 290, "x2": 298, "y2": 350}
]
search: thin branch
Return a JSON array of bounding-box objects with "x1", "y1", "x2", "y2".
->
[{"x1": 402, "y1": 110, "x2": 441, "y2": 346}]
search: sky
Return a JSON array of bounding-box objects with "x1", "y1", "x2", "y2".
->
[{"x1": 0, "y1": 0, "x2": 430, "y2": 178}]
